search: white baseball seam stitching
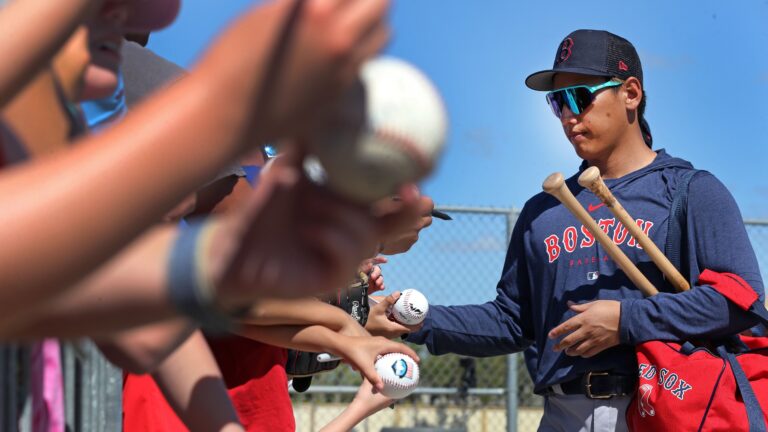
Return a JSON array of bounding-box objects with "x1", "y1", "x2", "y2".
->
[{"x1": 370, "y1": 127, "x2": 433, "y2": 174}]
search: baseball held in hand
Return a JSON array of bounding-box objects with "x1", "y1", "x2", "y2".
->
[
  {"x1": 308, "y1": 56, "x2": 448, "y2": 203},
  {"x1": 375, "y1": 353, "x2": 420, "y2": 399},
  {"x1": 391, "y1": 289, "x2": 429, "y2": 325}
]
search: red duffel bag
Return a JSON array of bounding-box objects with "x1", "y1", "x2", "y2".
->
[{"x1": 627, "y1": 270, "x2": 768, "y2": 431}]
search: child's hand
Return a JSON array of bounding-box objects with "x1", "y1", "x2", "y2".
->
[
  {"x1": 365, "y1": 292, "x2": 423, "y2": 339},
  {"x1": 330, "y1": 334, "x2": 419, "y2": 391}
]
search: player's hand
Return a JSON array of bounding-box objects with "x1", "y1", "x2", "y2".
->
[
  {"x1": 548, "y1": 300, "x2": 621, "y2": 358},
  {"x1": 329, "y1": 334, "x2": 419, "y2": 392},
  {"x1": 365, "y1": 292, "x2": 422, "y2": 339},
  {"x1": 377, "y1": 190, "x2": 434, "y2": 255},
  {"x1": 208, "y1": 149, "x2": 422, "y2": 309}
]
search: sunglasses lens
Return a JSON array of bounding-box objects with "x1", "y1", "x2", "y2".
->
[
  {"x1": 546, "y1": 92, "x2": 562, "y2": 118},
  {"x1": 547, "y1": 87, "x2": 598, "y2": 117},
  {"x1": 572, "y1": 87, "x2": 595, "y2": 114}
]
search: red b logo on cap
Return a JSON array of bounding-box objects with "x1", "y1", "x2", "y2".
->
[
  {"x1": 618, "y1": 60, "x2": 629, "y2": 71},
  {"x1": 559, "y1": 38, "x2": 574, "y2": 63}
]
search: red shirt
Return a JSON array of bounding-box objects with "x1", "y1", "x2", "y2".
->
[{"x1": 123, "y1": 336, "x2": 294, "y2": 431}]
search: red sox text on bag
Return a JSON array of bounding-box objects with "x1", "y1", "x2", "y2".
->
[
  {"x1": 544, "y1": 218, "x2": 654, "y2": 263},
  {"x1": 638, "y1": 363, "x2": 694, "y2": 400}
]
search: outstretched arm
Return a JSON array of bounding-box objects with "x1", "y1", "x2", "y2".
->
[
  {"x1": 405, "y1": 209, "x2": 535, "y2": 356},
  {"x1": 236, "y1": 323, "x2": 418, "y2": 392},
  {"x1": 320, "y1": 379, "x2": 393, "y2": 432},
  {"x1": 0, "y1": 0, "x2": 98, "y2": 107},
  {"x1": 96, "y1": 319, "x2": 197, "y2": 374},
  {"x1": 0, "y1": 0, "x2": 393, "y2": 327},
  {"x1": 3, "y1": 152, "x2": 422, "y2": 338},
  {"x1": 151, "y1": 331, "x2": 243, "y2": 432}
]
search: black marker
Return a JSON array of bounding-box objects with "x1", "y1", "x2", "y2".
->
[{"x1": 431, "y1": 209, "x2": 452, "y2": 220}]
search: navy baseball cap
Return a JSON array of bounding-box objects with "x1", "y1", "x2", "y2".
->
[{"x1": 525, "y1": 30, "x2": 643, "y2": 91}]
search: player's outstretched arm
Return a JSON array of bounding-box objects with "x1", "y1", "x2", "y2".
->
[{"x1": 406, "y1": 209, "x2": 536, "y2": 356}]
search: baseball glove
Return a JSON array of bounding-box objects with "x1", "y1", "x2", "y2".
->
[{"x1": 286, "y1": 272, "x2": 370, "y2": 392}]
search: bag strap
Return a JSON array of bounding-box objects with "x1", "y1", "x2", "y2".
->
[
  {"x1": 718, "y1": 346, "x2": 768, "y2": 432},
  {"x1": 666, "y1": 170, "x2": 768, "y2": 429},
  {"x1": 664, "y1": 169, "x2": 701, "y2": 286},
  {"x1": 705, "y1": 270, "x2": 768, "y2": 430}
]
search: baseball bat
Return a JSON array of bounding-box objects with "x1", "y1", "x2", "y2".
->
[
  {"x1": 542, "y1": 172, "x2": 658, "y2": 296},
  {"x1": 578, "y1": 167, "x2": 689, "y2": 292}
]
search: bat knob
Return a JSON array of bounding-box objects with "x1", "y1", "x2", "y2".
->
[
  {"x1": 578, "y1": 166, "x2": 601, "y2": 188},
  {"x1": 542, "y1": 172, "x2": 565, "y2": 194}
]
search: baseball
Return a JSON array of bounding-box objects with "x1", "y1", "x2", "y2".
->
[
  {"x1": 391, "y1": 288, "x2": 429, "y2": 325},
  {"x1": 308, "y1": 56, "x2": 448, "y2": 203},
  {"x1": 375, "y1": 353, "x2": 420, "y2": 399}
]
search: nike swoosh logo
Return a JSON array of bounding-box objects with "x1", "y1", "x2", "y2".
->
[{"x1": 587, "y1": 203, "x2": 605, "y2": 212}]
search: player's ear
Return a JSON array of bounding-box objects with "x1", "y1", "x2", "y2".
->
[{"x1": 623, "y1": 77, "x2": 642, "y2": 111}]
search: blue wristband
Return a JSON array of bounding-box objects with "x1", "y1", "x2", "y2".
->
[{"x1": 168, "y1": 219, "x2": 233, "y2": 331}]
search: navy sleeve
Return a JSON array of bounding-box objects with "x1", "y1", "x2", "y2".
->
[
  {"x1": 620, "y1": 173, "x2": 764, "y2": 344},
  {"x1": 405, "y1": 207, "x2": 535, "y2": 356}
]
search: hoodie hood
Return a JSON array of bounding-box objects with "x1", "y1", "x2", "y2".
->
[{"x1": 575, "y1": 149, "x2": 693, "y2": 186}]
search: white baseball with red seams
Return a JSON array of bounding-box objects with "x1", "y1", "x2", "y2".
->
[
  {"x1": 375, "y1": 353, "x2": 420, "y2": 399},
  {"x1": 391, "y1": 288, "x2": 429, "y2": 325},
  {"x1": 308, "y1": 56, "x2": 448, "y2": 203}
]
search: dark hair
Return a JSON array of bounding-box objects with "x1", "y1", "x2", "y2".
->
[
  {"x1": 611, "y1": 83, "x2": 652, "y2": 148},
  {"x1": 637, "y1": 92, "x2": 652, "y2": 147}
]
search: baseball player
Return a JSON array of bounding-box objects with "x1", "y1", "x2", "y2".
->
[{"x1": 372, "y1": 29, "x2": 765, "y2": 431}]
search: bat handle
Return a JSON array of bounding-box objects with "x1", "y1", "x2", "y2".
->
[
  {"x1": 579, "y1": 167, "x2": 615, "y2": 207},
  {"x1": 578, "y1": 167, "x2": 690, "y2": 292},
  {"x1": 543, "y1": 172, "x2": 659, "y2": 297}
]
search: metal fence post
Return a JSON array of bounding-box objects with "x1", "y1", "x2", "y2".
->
[
  {"x1": 0, "y1": 346, "x2": 11, "y2": 432},
  {"x1": 506, "y1": 353, "x2": 518, "y2": 432},
  {"x1": 506, "y1": 209, "x2": 519, "y2": 432}
]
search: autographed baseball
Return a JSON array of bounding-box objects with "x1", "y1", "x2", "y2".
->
[
  {"x1": 375, "y1": 353, "x2": 420, "y2": 399},
  {"x1": 391, "y1": 289, "x2": 429, "y2": 325},
  {"x1": 308, "y1": 56, "x2": 448, "y2": 203}
]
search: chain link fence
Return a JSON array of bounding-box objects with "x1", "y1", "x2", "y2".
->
[
  {"x1": 0, "y1": 210, "x2": 766, "y2": 431},
  {"x1": 1, "y1": 340, "x2": 122, "y2": 432},
  {"x1": 293, "y1": 207, "x2": 521, "y2": 432},
  {"x1": 292, "y1": 209, "x2": 768, "y2": 432}
]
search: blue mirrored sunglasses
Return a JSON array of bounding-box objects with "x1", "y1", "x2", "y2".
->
[{"x1": 545, "y1": 80, "x2": 623, "y2": 118}]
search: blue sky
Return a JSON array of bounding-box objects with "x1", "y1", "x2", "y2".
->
[{"x1": 150, "y1": 0, "x2": 768, "y2": 219}]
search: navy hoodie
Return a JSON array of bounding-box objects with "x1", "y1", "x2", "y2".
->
[{"x1": 406, "y1": 150, "x2": 764, "y2": 394}]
